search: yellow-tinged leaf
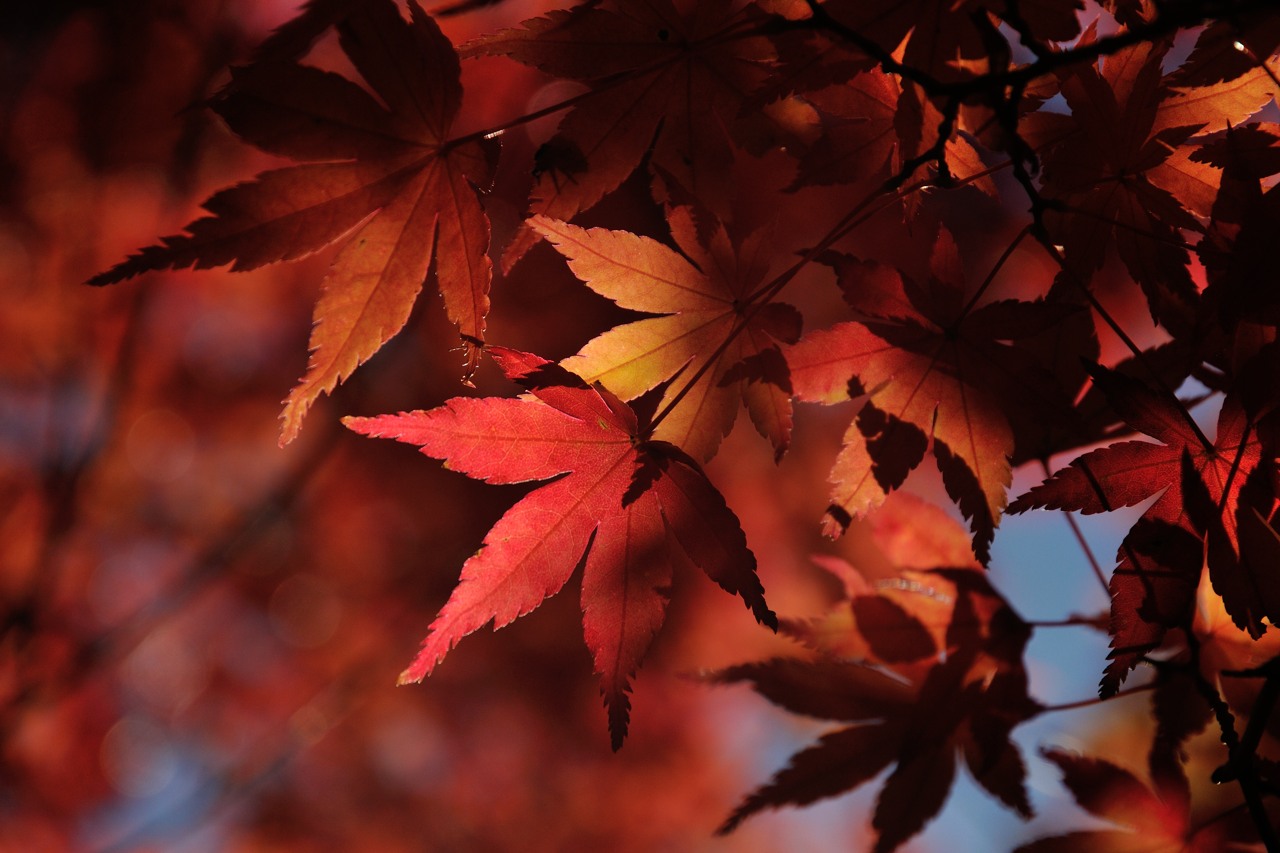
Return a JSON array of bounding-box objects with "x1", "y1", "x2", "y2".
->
[{"x1": 533, "y1": 207, "x2": 800, "y2": 462}]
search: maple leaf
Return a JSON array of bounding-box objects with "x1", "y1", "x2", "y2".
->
[
  {"x1": 1016, "y1": 748, "x2": 1260, "y2": 852},
  {"x1": 1008, "y1": 363, "x2": 1267, "y2": 694},
  {"x1": 343, "y1": 347, "x2": 775, "y2": 749},
  {"x1": 531, "y1": 205, "x2": 800, "y2": 463},
  {"x1": 88, "y1": 0, "x2": 496, "y2": 445},
  {"x1": 463, "y1": 0, "x2": 790, "y2": 268},
  {"x1": 756, "y1": 9, "x2": 873, "y2": 104},
  {"x1": 1026, "y1": 34, "x2": 1276, "y2": 333},
  {"x1": 1196, "y1": 123, "x2": 1280, "y2": 329},
  {"x1": 787, "y1": 229, "x2": 1081, "y2": 561},
  {"x1": 1180, "y1": 352, "x2": 1280, "y2": 636},
  {"x1": 788, "y1": 69, "x2": 899, "y2": 189},
  {"x1": 710, "y1": 565, "x2": 1040, "y2": 852}
]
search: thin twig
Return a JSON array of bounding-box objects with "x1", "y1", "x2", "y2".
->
[
  {"x1": 958, "y1": 224, "x2": 1032, "y2": 321},
  {"x1": 1185, "y1": 624, "x2": 1280, "y2": 850},
  {"x1": 1042, "y1": 459, "x2": 1112, "y2": 595},
  {"x1": 1040, "y1": 681, "x2": 1156, "y2": 713}
]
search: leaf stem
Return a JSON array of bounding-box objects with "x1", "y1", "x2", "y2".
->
[
  {"x1": 957, "y1": 224, "x2": 1032, "y2": 322},
  {"x1": 1026, "y1": 616, "x2": 1104, "y2": 628},
  {"x1": 1038, "y1": 242, "x2": 1217, "y2": 454},
  {"x1": 1040, "y1": 681, "x2": 1155, "y2": 712},
  {"x1": 1042, "y1": 458, "x2": 1112, "y2": 595}
]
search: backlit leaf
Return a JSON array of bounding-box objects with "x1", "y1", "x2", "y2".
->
[{"x1": 344, "y1": 347, "x2": 775, "y2": 748}]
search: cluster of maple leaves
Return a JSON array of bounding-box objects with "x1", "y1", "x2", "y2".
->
[{"x1": 90, "y1": 0, "x2": 1280, "y2": 848}]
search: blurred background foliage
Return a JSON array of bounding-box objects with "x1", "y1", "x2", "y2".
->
[{"x1": 0, "y1": 3, "x2": 852, "y2": 849}]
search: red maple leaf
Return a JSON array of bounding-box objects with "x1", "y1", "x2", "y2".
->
[
  {"x1": 88, "y1": 0, "x2": 496, "y2": 444},
  {"x1": 532, "y1": 204, "x2": 800, "y2": 462},
  {"x1": 344, "y1": 347, "x2": 775, "y2": 749},
  {"x1": 1008, "y1": 363, "x2": 1267, "y2": 694}
]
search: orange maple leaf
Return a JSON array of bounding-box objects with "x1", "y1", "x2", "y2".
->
[
  {"x1": 88, "y1": 0, "x2": 495, "y2": 445},
  {"x1": 787, "y1": 230, "x2": 1077, "y2": 562}
]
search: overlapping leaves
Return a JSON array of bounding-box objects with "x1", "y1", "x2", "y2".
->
[
  {"x1": 463, "y1": 0, "x2": 797, "y2": 267},
  {"x1": 1026, "y1": 31, "x2": 1275, "y2": 333},
  {"x1": 534, "y1": 205, "x2": 799, "y2": 462},
  {"x1": 709, "y1": 548, "x2": 1040, "y2": 853},
  {"x1": 823, "y1": 0, "x2": 1082, "y2": 83},
  {"x1": 1009, "y1": 363, "x2": 1272, "y2": 694},
  {"x1": 787, "y1": 229, "x2": 1082, "y2": 562},
  {"x1": 78, "y1": 0, "x2": 1280, "y2": 844}
]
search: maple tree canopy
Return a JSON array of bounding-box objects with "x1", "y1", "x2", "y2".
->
[{"x1": 44, "y1": 0, "x2": 1280, "y2": 849}]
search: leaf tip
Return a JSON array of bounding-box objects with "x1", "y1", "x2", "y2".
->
[
  {"x1": 278, "y1": 404, "x2": 306, "y2": 447},
  {"x1": 599, "y1": 676, "x2": 636, "y2": 752},
  {"x1": 280, "y1": 369, "x2": 338, "y2": 447},
  {"x1": 85, "y1": 268, "x2": 123, "y2": 287},
  {"x1": 338, "y1": 415, "x2": 370, "y2": 435},
  {"x1": 398, "y1": 644, "x2": 441, "y2": 685},
  {"x1": 525, "y1": 213, "x2": 564, "y2": 237},
  {"x1": 714, "y1": 814, "x2": 741, "y2": 837},
  {"x1": 821, "y1": 504, "x2": 853, "y2": 539}
]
